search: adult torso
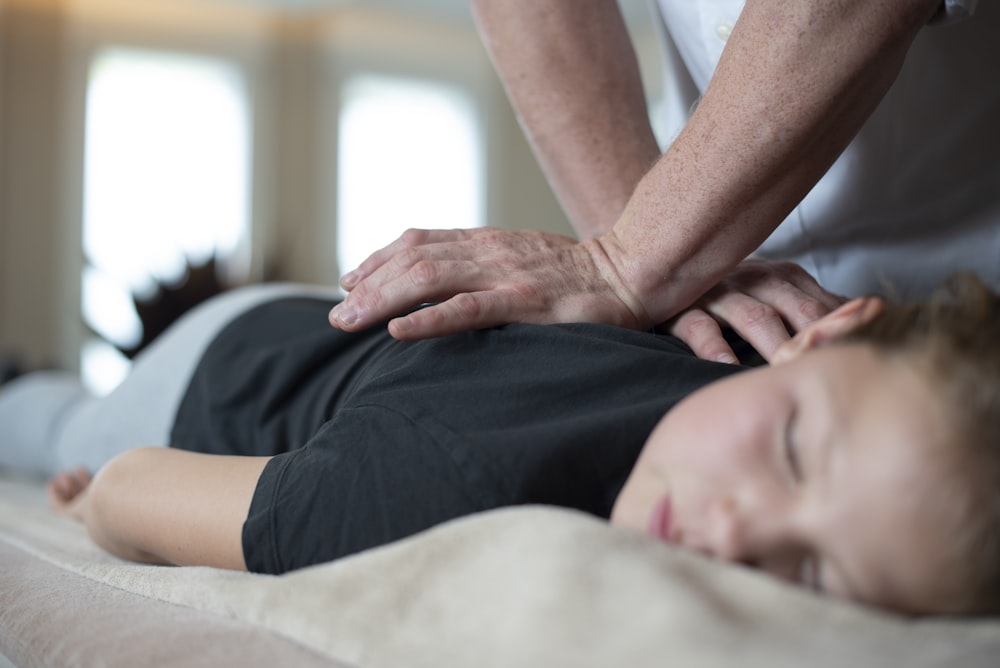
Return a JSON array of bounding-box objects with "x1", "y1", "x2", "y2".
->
[{"x1": 652, "y1": 0, "x2": 1000, "y2": 298}]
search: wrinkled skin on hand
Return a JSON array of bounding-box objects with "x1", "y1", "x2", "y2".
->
[
  {"x1": 666, "y1": 258, "x2": 845, "y2": 363},
  {"x1": 331, "y1": 228, "x2": 844, "y2": 363},
  {"x1": 330, "y1": 227, "x2": 648, "y2": 338}
]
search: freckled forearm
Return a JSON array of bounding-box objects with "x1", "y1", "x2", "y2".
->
[
  {"x1": 607, "y1": 0, "x2": 939, "y2": 322},
  {"x1": 472, "y1": 0, "x2": 661, "y2": 238}
]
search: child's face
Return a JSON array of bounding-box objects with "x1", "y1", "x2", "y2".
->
[{"x1": 611, "y1": 341, "x2": 960, "y2": 615}]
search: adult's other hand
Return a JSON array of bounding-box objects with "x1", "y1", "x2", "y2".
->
[
  {"x1": 667, "y1": 258, "x2": 845, "y2": 364},
  {"x1": 330, "y1": 227, "x2": 648, "y2": 339}
]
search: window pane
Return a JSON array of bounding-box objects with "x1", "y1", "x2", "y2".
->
[
  {"x1": 81, "y1": 47, "x2": 251, "y2": 393},
  {"x1": 337, "y1": 74, "x2": 483, "y2": 274}
]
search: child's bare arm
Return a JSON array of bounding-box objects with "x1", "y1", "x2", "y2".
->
[{"x1": 50, "y1": 448, "x2": 270, "y2": 571}]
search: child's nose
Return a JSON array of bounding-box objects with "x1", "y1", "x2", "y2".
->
[
  {"x1": 703, "y1": 497, "x2": 752, "y2": 564},
  {"x1": 702, "y1": 497, "x2": 804, "y2": 580}
]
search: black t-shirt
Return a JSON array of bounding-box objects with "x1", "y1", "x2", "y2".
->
[{"x1": 170, "y1": 298, "x2": 748, "y2": 574}]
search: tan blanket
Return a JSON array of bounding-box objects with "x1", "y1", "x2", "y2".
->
[{"x1": 1, "y1": 473, "x2": 998, "y2": 667}]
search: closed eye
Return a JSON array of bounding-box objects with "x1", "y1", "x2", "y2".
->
[{"x1": 784, "y1": 407, "x2": 803, "y2": 482}]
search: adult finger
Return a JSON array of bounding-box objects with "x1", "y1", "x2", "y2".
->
[
  {"x1": 702, "y1": 289, "x2": 794, "y2": 362},
  {"x1": 332, "y1": 228, "x2": 588, "y2": 332},
  {"x1": 386, "y1": 289, "x2": 527, "y2": 340},
  {"x1": 340, "y1": 228, "x2": 475, "y2": 291},
  {"x1": 668, "y1": 308, "x2": 739, "y2": 365},
  {"x1": 331, "y1": 229, "x2": 645, "y2": 338},
  {"x1": 330, "y1": 257, "x2": 490, "y2": 331},
  {"x1": 734, "y1": 281, "x2": 831, "y2": 335},
  {"x1": 734, "y1": 260, "x2": 844, "y2": 331}
]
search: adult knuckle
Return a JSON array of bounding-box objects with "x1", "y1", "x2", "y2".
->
[
  {"x1": 394, "y1": 246, "x2": 425, "y2": 269},
  {"x1": 353, "y1": 285, "x2": 386, "y2": 313},
  {"x1": 399, "y1": 228, "x2": 428, "y2": 247},
  {"x1": 771, "y1": 260, "x2": 811, "y2": 287},
  {"x1": 449, "y1": 292, "x2": 484, "y2": 320},
  {"x1": 478, "y1": 228, "x2": 510, "y2": 251},
  {"x1": 508, "y1": 281, "x2": 545, "y2": 307},
  {"x1": 797, "y1": 298, "x2": 827, "y2": 323},
  {"x1": 680, "y1": 312, "x2": 719, "y2": 340},
  {"x1": 408, "y1": 260, "x2": 439, "y2": 287},
  {"x1": 740, "y1": 302, "x2": 780, "y2": 330}
]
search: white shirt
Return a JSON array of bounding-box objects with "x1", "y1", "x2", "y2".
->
[{"x1": 652, "y1": 0, "x2": 1000, "y2": 298}]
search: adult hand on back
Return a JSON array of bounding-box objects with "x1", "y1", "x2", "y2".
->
[
  {"x1": 329, "y1": 227, "x2": 649, "y2": 339},
  {"x1": 331, "y1": 229, "x2": 843, "y2": 365},
  {"x1": 666, "y1": 258, "x2": 845, "y2": 364}
]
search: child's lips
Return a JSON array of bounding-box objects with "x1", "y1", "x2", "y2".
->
[{"x1": 648, "y1": 493, "x2": 676, "y2": 543}]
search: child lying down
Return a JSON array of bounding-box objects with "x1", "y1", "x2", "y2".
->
[{"x1": 1, "y1": 273, "x2": 997, "y2": 617}]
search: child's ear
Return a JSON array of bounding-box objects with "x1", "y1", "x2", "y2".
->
[{"x1": 771, "y1": 297, "x2": 885, "y2": 365}]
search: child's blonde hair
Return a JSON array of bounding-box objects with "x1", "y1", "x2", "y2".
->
[{"x1": 843, "y1": 273, "x2": 1000, "y2": 615}]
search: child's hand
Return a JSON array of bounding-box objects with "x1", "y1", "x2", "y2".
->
[{"x1": 47, "y1": 467, "x2": 93, "y2": 522}]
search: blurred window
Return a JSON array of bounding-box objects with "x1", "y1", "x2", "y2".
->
[
  {"x1": 81, "y1": 47, "x2": 251, "y2": 394},
  {"x1": 337, "y1": 74, "x2": 483, "y2": 275}
]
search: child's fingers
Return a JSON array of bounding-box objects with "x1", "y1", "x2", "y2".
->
[
  {"x1": 47, "y1": 468, "x2": 93, "y2": 514},
  {"x1": 47, "y1": 474, "x2": 72, "y2": 510},
  {"x1": 72, "y1": 466, "x2": 93, "y2": 489}
]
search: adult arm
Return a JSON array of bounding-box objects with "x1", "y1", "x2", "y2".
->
[
  {"x1": 471, "y1": 0, "x2": 661, "y2": 239},
  {"x1": 604, "y1": 0, "x2": 939, "y2": 330},
  {"x1": 332, "y1": 0, "x2": 938, "y2": 357},
  {"x1": 50, "y1": 448, "x2": 268, "y2": 570}
]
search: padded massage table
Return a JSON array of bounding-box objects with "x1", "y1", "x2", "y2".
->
[{"x1": 1, "y1": 471, "x2": 998, "y2": 667}]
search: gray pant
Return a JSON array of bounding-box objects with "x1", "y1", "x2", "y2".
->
[{"x1": 0, "y1": 283, "x2": 343, "y2": 476}]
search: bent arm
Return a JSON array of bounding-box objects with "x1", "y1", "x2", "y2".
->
[
  {"x1": 604, "y1": 0, "x2": 941, "y2": 323},
  {"x1": 332, "y1": 0, "x2": 939, "y2": 347},
  {"x1": 472, "y1": 0, "x2": 661, "y2": 238},
  {"x1": 74, "y1": 448, "x2": 269, "y2": 570}
]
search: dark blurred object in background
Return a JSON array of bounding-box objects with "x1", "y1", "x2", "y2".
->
[{"x1": 109, "y1": 255, "x2": 284, "y2": 360}]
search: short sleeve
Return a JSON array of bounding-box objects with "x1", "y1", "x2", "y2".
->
[
  {"x1": 928, "y1": 0, "x2": 977, "y2": 25},
  {"x1": 241, "y1": 405, "x2": 491, "y2": 574}
]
